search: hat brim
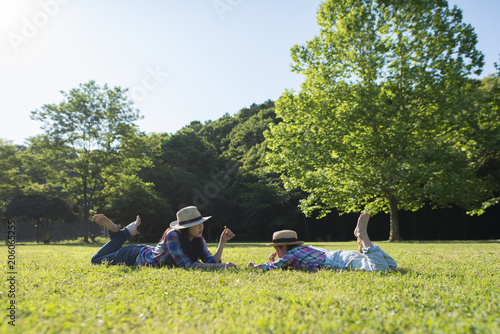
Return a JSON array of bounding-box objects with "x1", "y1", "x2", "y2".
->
[
  {"x1": 266, "y1": 241, "x2": 304, "y2": 247},
  {"x1": 169, "y1": 216, "x2": 211, "y2": 229}
]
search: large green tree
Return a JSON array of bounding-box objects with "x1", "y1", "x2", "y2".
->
[
  {"x1": 266, "y1": 0, "x2": 490, "y2": 241},
  {"x1": 30, "y1": 81, "x2": 141, "y2": 242}
]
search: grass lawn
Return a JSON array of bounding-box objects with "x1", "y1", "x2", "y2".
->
[{"x1": 2, "y1": 240, "x2": 499, "y2": 333}]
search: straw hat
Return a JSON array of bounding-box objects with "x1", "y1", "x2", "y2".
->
[
  {"x1": 169, "y1": 206, "x2": 211, "y2": 229},
  {"x1": 267, "y1": 230, "x2": 304, "y2": 246}
]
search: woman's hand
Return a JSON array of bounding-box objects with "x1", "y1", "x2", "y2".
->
[
  {"x1": 213, "y1": 228, "x2": 236, "y2": 264},
  {"x1": 220, "y1": 228, "x2": 235, "y2": 243},
  {"x1": 268, "y1": 252, "x2": 277, "y2": 262},
  {"x1": 223, "y1": 262, "x2": 237, "y2": 268}
]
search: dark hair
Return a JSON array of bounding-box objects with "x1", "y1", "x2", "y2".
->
[
  {"x1": 285, "y1": 244, "x2": 299, "y2": 252},
  {"x1": 155, "y1": 227, "x2": 204, "y2": 262},
  {"x1": 276, "y1": 244, "x2": 299, "y2": 255},
  {"x1": 177, "y1": 229, "x2": 204, "y2": 262}
]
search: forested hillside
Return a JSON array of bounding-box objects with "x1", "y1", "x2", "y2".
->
[
  {"x1": 136, "y1": 100, "x2": 309, "y2": 241},
  {"x1": 2, "y1": 78, "x2": 499, "y2": 243}
]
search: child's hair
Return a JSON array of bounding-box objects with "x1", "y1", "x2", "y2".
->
[
  {"x1": 285, "y1": 244, "x2": 299, "y2": 252},
  {"x1": 277, "y1": 244, "x2": 299, "y2": 253},
  {"x1": 155, "y1": 227, "x2": 204, "y2": 262}
]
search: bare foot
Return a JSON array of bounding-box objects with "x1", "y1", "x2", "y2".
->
[
  {"x1": 354, "y1": 212, "x2": 370, "y2": 238},
  {"x1": 354, "y1": 212, "x2": 373, "y2": 249},
  {"x1": 357, "y1": 237, "x2": 363, "y2": 253},
  {"x1": 125, "y1": 215, "x2": 141, "y2": 236},
  {"x1": 92, "y1": 214, "x2": 119, "y2": 233}
]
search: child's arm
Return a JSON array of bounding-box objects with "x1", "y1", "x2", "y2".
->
[
  {"x1": 247, "y1": 252, "x2": 276, "y2": 268},
  {"x1": 248, "y1": 253, "x2": 293, "y2": 270}
]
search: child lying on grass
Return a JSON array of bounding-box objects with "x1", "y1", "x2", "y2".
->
[{"x1": 248, "y1": 212, "x2": 396, "y2": 272}]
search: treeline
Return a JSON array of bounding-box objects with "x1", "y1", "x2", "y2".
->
[
  {"x1": 0, "y1": 88, "x2": 307, "y2": 243},
  {"x1": 1, "y1": 78, "x2": 499, "y2": 243},
  {"x1": 135, "y1": 99, "x2": 306, "y2": 242}
]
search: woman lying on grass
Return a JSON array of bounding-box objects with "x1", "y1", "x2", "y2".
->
[
  {"x1": 91, "y1": 206, "x2": 237, "y2": 269},
  {"x1": 248, "y1": 212, "x2": 396, "y2": 272}
]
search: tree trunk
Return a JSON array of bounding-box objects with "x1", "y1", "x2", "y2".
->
[
  {"x1": 43, "y1": 221, "x2": 53, "y2": 244},
  {"x1": 35, "y1": 223, "x2": 39, "y2": 243},
  {"x1": 90, "y1": 218, "x2": 97, "y2": 242},
  {"x1": 387, "y1": 194, "x2": 402, "y2": 242}
]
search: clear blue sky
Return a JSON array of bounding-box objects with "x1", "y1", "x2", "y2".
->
[{"x1": 1, "y1": 0, "x2": 499, "y2": 145}]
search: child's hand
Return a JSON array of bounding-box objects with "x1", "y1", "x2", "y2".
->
[
  {"x1": 268, "y1": 252, "x2": 277, "y2": 262},
  {"x1": 220, "y1": 228, "x2": 235, "y2": 243},
  {"x1": 248, "y1": 261, "x2": 256, "y2": 268}
]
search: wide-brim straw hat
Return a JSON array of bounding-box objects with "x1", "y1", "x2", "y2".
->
[
  {"x1": 169, "y1": 206, "x2": 211, "y2": 229},
  {"x1": 267, "y1": 230, "x2": 304, "y2": 246}
]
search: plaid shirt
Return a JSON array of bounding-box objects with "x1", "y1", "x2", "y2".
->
[
  {"x1": 136, "y1": 229, "x2": 217, "y2": 267},
  {"x1": 255, "y1": 245, "x2": 326, "y2": 271}
]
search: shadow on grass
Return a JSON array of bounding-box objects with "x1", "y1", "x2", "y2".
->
[{"x1": 10, "y1": 240, "x2": 499, "y2": 249}]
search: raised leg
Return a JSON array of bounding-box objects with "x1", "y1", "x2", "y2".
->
[
  {"x1": 354, "y1": 212, "x2": 374, "y2": 249},
  {"x1": 92, "y1": 214, "x2": 119, "y2": 233},
  {"x1": 125, "y1": 215, "x2": 141, "y2": 236},
  {"x1": 90, "y1": 215, "x2": 141, "y2": 265},
  {"x1": 90, "y1": 228, "x2": 131, "y2": 264}
]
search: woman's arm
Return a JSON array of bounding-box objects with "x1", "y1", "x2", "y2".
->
[
  {"x1": 212, "y1": 228, "x2": 235, "y2": 263},
  {"x1": 195, "y1": 261, "x2": 236, "y2": 269}
]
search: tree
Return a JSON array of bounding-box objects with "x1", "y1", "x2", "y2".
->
[
  {"x1": 30, "y1": 81, "x2": 141, "y2": 242},
  {"x1": 266, "y1": 0, "x2": 489, "y2": 241},
  {"x1": 466, "y1": 68, "x2": 500, "y2": 214}
]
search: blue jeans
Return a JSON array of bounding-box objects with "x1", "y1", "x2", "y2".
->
[
  {"x1": 322, "y1": 245, "x2": 397, "y2": 272},
  {"x1": 91, "y1": 228, "x2": 144, "y2": 266}
]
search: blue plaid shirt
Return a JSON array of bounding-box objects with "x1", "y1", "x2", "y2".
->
[
  {"x1": 135, "y1": 229, "x2": 217, "y2": 267},
  {"x1": 255, "y1": 245, "x2": 326, "y2": 271}
]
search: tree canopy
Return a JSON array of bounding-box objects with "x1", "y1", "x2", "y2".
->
[{"x1": 30, "y1": 81, "x2": 144, "y2": 242}]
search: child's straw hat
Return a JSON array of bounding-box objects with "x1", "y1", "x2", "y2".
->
[{"x1": 267, "y1": 230, "x2": 304, "y2": 246}]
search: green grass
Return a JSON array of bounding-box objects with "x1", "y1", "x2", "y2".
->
[{"x1": 2, "y1": 241, "x2": 499, "y2": 333}]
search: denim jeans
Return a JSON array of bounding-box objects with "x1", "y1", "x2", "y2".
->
[
  {"x1": 322, "y1": 245, "x2": 397, "y2": 272},
  {"x1": 91, "y1": 228, "x2": 143, "y2": 266}
]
